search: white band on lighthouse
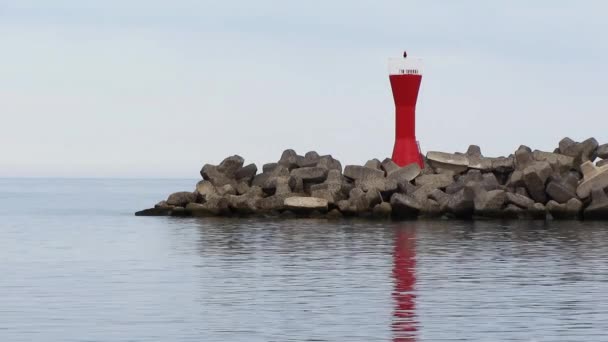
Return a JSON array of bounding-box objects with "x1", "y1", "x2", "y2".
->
[{"x1": 388, "y1": 58, "x2": 423, "y2": 76}]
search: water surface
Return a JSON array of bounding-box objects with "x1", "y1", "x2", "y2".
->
[{"x1": 1, "y1": 179, "x2": 608, "y2": 341}]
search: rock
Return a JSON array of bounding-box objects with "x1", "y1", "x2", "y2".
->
[
  {"x1": 466, "y1": 145, "x2": 493, "y2": 171},
  {"x1": 135, "y1": 207, "x2": 172, "y2": 216},
  {"x1": 326, "y1": 209, "x2": 343, "y2": 219},
  {"x1": 429, "y1": 189, "x2": 450, "y2": 211},
  {"x1": 446, "y1": 188, "x2": 475, "y2": 218},
  {"x1": 503, "y1": 204, "x2": 524, "y2": 218},
  {"x1": 545, "y1": 180, "x2": 577, "y2": 204},
  {"x1": 364, "y1": 159, "x2": 382, "y2": 170},
  {"x1": 481, "y1": 173, "x2": 500, "y2": 191},
  {"x1": 200, "y1": 155, "x2": 246, "y2": 187},
  {"x1": 316, "y1": 155, "x2": 342, "y2": 172},
  {"x1": 372, "y1": 202, "x2": 392, "y2": 218},
  {"x1": 216, "y1": 184, "x2": 236, "y2": 196},
  {"x1": 546, "y1": 198, "x2": 582, "y2": 220},
  {"x1": 576, "y1": 161, "x2": 608, "y2": 198},
  {"x1": 169, "y1": 206, "x2": 189, "y2": 217},
  {"x1": 235, "y1": 163, "x2": 258, "y2": 183},
  {"x1": 506, "y1": 170, "x2": 525, "y2": 188},
  {"x1": 344, "y1": 165, "x2": 384, "y2": 181},
  {"x1": 491, "y1": 156, "x2": 515, "y2": 173},
  {"x1": 297, "y1": 151, "x2": 321, "y2": 167},
  {"x1": 195, "y1": 180, "x2": 217, "y2": 201},
  {"x1": 419, "y1": 198, "x2": 443, "y2": 217},
  {"x1": 598, "y1": 144, "x2": 608, "y2": 160},
  {"x1": 291, "y1": 167, "x2": 328, "y2": 183},
  {"x1": 598, "y1": 159, "x2": 608, "y2": 167},
  {"x1": 390, "y1": 193, "x2": 422, "y2": 218},
  {"x1": 411, "y1": 185, "x2": 436, "y2": 204},
  {"x1": 226, "y1": 186, "x2": 263, "y2": 214},
  {"x1": 559, "y1": 137, "x2": 579, "y2": 156},
  {"x1": 381, "y1": 158, "x2": 401, "y2": 176},
  {"x1": 505, "y1": 192, "x2": 534, "y2": 209},
  {"x1": 198, "y1": 194, "x2": 230, "y2": 216},
  {"x1": 514, "y1": 145, "x2": 534, "y2": 170},
  {"x1": 366, "y1": 189, "x2": 383, "y2": 207},
  {"x1": 426, "y1": 151, "x2": 469, "y2": 174},
  {"x1": 235, "y1": 181, "x2": 251, "y2": 195},
  {"x1": 262, "y1": 163, "x2": 278, "y2": 173},
  {"x1": 344, "y1": 165, "x2": 398, "y2": 192},
  {"x1": 414, "y1": 173, "x2": 454, "y2": 189},
  {"x1": 258, "y1": 194, "x2": 290, "y2": 212},
  {"x1": 446, "y1": 170, "x2": 483, "y2": 194},
  {"x1": 474, "y1": 189, "x2": 506, "y2": 217},
  {"x1": 154, "y1": 200, "x2": 174, "y2": 209},
  {"x1": 522, "y1": 161, "x2": 552, "y2": 203},
  {"x1": 532, "y1": 150, "x2": 574, "y2": 174},
  {"x1": 386, "y1": 163, "x2": 421, "y2": 184},
  {"x1": 166, "y1": 191, "x2": 196, "y2": 207},
  {"x1": 284, "y1": 197, "x2": 328, "y2": 213},
  {"x1": 278, "y1": 149, "x2": 300, "y2": 170},
  {"x1": 584, "y1": 187, "x2": 608, "y2": 220},
  {"x1": 580, "y1": 137, "x2": 599, "y2": 164},
  {"x1": 528, "y1": 203, "x2": 547, "y2": 220}
]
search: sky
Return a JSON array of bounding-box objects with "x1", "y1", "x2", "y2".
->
[{"x1": 1, "y1": 1, "x2": 607, "y2": 178}]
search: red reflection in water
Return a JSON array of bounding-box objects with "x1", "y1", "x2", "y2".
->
[{"x1": 392, "y1": 227, "x2": 418, "y2": 341}]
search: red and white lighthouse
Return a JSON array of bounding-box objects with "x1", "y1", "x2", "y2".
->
[{"x1": 389, "y1": 55, "x2": 424, "y2": 168}]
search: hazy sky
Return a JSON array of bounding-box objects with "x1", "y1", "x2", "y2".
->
[{"x1": 2, "y1": 1, "x2": 607, "y2": 177}]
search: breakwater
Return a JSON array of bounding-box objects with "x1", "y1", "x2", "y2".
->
[{"x1": 136, "y1": 137, "x2": 608, "y2": 220}]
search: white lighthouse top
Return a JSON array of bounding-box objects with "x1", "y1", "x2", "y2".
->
[{"x1": 388, "y1": 57, "x2": 423, "y2": 76}]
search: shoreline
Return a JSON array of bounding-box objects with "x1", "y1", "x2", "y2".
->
[{"x1": 135, "y1": 137, "x2": 608, "y2": 221}]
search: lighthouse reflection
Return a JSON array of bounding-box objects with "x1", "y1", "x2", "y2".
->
[{"x1": 392, "y1": 224, "x2": 418, "y2": 342}]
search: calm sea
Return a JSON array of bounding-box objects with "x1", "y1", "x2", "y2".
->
[{"x1": 1, "y1": 178, "x2": 608, "y2": 341}]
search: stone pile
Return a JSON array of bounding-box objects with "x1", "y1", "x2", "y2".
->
[{"x1": 136, "y1": 137, "x2": 608, "y2": 220}]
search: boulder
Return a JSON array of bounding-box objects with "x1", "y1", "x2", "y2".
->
[
  {"x1": 532, "y1": 150, "x2": 574, "y2": 174},
  {"x1": 506, "y1": 170, "x2": 525, "y2": 188},
  {"x1": 326, "y1": 209, "x2": 343, "y2": 219},
  {"x1": 446, "y1": 188, "x2": 475, "y2": 218},
  {"x1": 505, "y1": 192, "x2": 534, "y2": 209},
  {"x1": 381, "y1": 158, "x2": 401, "y2": 176},
  {"x1": 466, "y1": 145, "x2": 493, "y2": 171},
  {"x1": 284, "y1": 197, "x2": 329, "y2": 213},
  {"x1": 522, "y1": 161, "x2": 552, "y2": 203},
  {"x1": 278, "y1": 149, "x2": 300, "y2": 170},
  {"x1": 545, "y1": 179, "x2": 577, "y2": 204},
  {"x1": 166, "y1": 191, "x2": 196, "y2": 207},
  {"x1": 446, "y1": 169, "x2": 483, "y2": 194},
  {"x1": 514, "y1": 145, "x2": 534, "y2": 170},
  {"x1": 337, "y1": 188, "x2": 370, "y2": 215},
  {"x1": 297, "y1": 151, "x2": 321, "y2": 167},
  {"x1": 546, "y1": 198, "x2": 583, "y2": 220},
  {"x1": 584, "y1": 187, "x2": 608, "y2": 220},
  {"x1": 576, "y1": 161, "x2": 608, "y2": 198},
  {"x1": 390, "y1": 193, "x2": 422, "y2": 218},
  {"x1": 372, "y1": 202, "x2": 392, "y2": 218},
  {"x1": 429, "y1": 189, "x2": 450, "y2": 211},
  {"x1": 426, "y1": 151, "x2": 469, "y2": 174},
  {"x1": 474, "y1": 189, "x2": 506, "y2": 217},
  {"x1": 226, "y1": 186, "x2": 263, "y2": 214},
  {"x1": 262, "y1": 163, "x2": 278, "y2": 173},
  {"x1": 558, "y1": 137, "x2": 598, "y2": 170},
  {"x1": 193, "y1": 194, "x2": 230, "y2": 216},
  {"x1": 316, "y1": 155, "x2": 342, "y2": 172},
  {"x1": 200, "y1": 155, "x2": 246, "y2": 187},
  {"x1": 290, "y1": 167, "x2": 328, "y2": 183},
  {"x1": 386, "y1": 163, "x2": 421, "y2": 184},
  {"x1": 216, "y1": 184, "x2": 236, "y2": 196},
  {"x1": 598, "y1": 159, "x2": 608, "y2": 168},
  {"x1": 364, "y1": 159, "x2": 382, "y2": 170},
  {"x1": 414, "y1": 173, "x2": 454, "y2": 189},
  {"x1": 195, "y1": 180, "x2": 217, "y2": 202},
  {"x1": 598, "y1": 144, "x2": 608, "y2": 160},
  {"x1": 419, "y1": 198, "x2": 443, "y2": 217},
  {"x1": 491, "y1": 156, "x2": 515, "y2": 173},
  {"x1": 310, "y1": 170, "x2": 351, "y2": 205},
  {"x1": 135, "y1": 207, "x2": 172, "y2": 216},
  {"x1": 234, "y1": 163, "x2": 258, "y2": 183}
]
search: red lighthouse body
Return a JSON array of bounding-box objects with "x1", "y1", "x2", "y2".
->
[{"x1": 389, "y1": 58, "x2": 424, "y2": 168}]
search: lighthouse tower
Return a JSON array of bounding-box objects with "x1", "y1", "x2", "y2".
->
[{"x1": 389, "y1": 55, "x2": 424, "y2": 168}]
